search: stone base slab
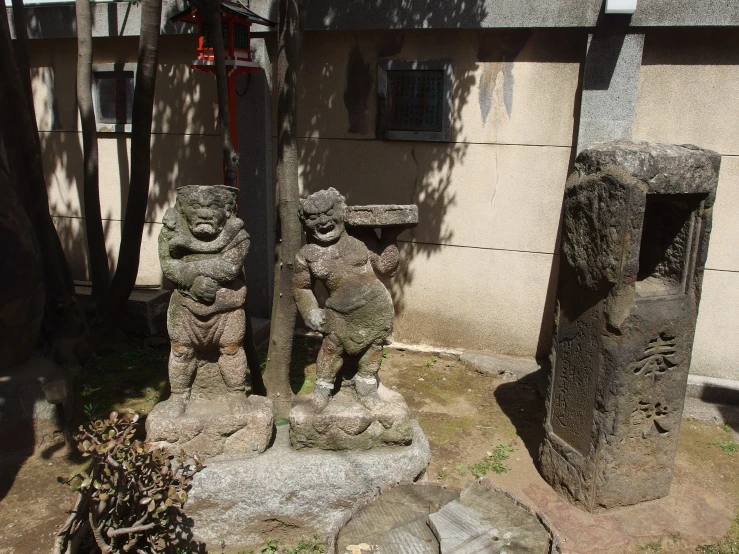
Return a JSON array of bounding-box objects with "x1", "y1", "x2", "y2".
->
[{"x1": 185, "y1": 420, "x2": 430, "y2": 550}]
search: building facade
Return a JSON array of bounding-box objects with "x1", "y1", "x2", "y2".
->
[{"x1": 10, "y1": 0, "x2": 739, "y2": 383}]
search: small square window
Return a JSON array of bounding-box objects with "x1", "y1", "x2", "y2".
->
[
  {"x1": 378, "y1": 59, "x2": 452, "y2": 142},
  {"x1": 92, "y1": 64, "x2": 136, "y2": 132}
]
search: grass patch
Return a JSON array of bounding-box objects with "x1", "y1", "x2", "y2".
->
[
  {"x1": 719, "y1": 439, "x2": 739, "y2": 454},
  {"x1": 641, "y1": 541, "x2": 662, "y2": 552},
  {"x1": 470, "y1": 444, "x2": 514, "y2": 477}
]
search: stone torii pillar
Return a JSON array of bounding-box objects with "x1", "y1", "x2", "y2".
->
[{"x1": 540, "y1": 141, "x2": 720, "y2": 511}]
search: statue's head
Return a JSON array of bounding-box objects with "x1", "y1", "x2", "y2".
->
[
  {"x1": 176, "y1": 185, "x2": 237, "y2": 240},
  {"x1": 299, "y1": 188, "x2": 346, "y2": 244}
]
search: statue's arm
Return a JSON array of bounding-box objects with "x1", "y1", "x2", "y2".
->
[
  {"x1": 177, "y1": 232, "x2": 249, "y2": 285},
  {"x1": 293, "y1": 252, "x2": 324, "y2": 331},
  {"x1": 369, "y1": 239, "x2": 400, "y2": 277},
  {"x1": 159, "y1": 227, "x2": 197, "y2": 289}
]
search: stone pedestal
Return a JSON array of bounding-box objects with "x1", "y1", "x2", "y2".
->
[
  {"x1": 146, "y1": 361, "x2": 273, "y2": 457},
  {"x1": 290, "y1": 383, "x2": 413, "y2": 450},
  {"x1": 540, "y1": 141, "x2": 720, "y2": 511},
  {"x1": 185, "y1": 421, "x2": 430, "y2": 550}
]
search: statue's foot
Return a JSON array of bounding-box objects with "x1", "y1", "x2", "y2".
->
[
  {"x1": 358, "y1": 391, "x2": 404, "y2": 429},
  {"x1": 158, "y1": 392, "x2": 189, "y2": 418},
  {"x1": 300, "y1": 390, "x2": 331, "y2": 412},
  {"x1": 227, "y1": 391, "x2": 249, "y2": 413}
]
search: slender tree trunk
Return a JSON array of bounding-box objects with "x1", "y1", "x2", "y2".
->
[
  {"x1": 76, "y1": 0, "x2": 110, "y2": 306},
  {"x1": 10, "y1": 0, "x2": 33, "y2": 121},
  {"x1": 97, "y1": 0, "x2": 162, "y2": 334},
  {"x1": 263, "y1": 0, "x2": 303, "y2": 417},
  {"x1": 0, "y1": 4, "x2": 79, "y2": 347}
]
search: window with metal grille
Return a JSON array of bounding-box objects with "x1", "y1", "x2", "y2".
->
[
  {"x1": 202, "y1": 22, "x2": 229, "y2": 48},
  {"x1": 233, "y1": 23, "x2": 249, "y2": 49}
]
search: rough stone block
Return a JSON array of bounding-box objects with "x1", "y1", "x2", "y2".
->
[
  {"x1": 185, "y1": 421, "x2": 431, "y2": 549},
  {"x1": 146, "y1": 361, "x2": 273, "y2": 457},
  {"x1": 290, "y1": 384, "x2": 413, "y2": 450},
  {"x1": 541, "y1": 140, "x2": 721, "y2": 511}
]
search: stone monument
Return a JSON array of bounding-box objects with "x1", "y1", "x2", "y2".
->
[
  {"x1": 146, "y1": 185, "x2": 273, "y2": 456},
  {"x1": 289, "y1": 188, "x2": 418, "y2": 450},
  {"x1": 540, "y1": 141, "x2": 720, "y2": 511}
]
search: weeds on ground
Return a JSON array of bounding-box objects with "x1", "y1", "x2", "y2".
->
[
  {"x1": 641, "y1": 541, "x2": 662, "y2": 552},
  {"x1": 426, "y1": 356, "x2": 438, "y2": 368},
  {"x1": 238, "y1": 535, "x2": 324, "y2": 554},
  {"x1": 721, "y1": 424, "x2": 732, "y2": 433},
  {"x1": 470, "y1": 444, "x2": 514, "y2": 477}
]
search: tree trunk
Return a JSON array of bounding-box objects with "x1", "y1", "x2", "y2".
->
[
  {"x1": 97, "y1": 0, "x2": 162, "y2": 335},
  {"x1": 76, "y1": 0, "x2": 110, "y2": 306},
  {"x1": 0, "y1": 3, "x2": 80, "y2": 351},
  {"x1": 263, "y1": 0, "x2": 303, "y2": 417},
  {"x1": 10, "y1": 0, "x2": 34, "y2": 121}
]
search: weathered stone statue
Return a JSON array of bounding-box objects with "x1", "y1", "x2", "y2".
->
[
  {"x1": 290, "y1": 188, "x2": 418, "y2": 450},
  {"x1": 146, "y1": 185, "x2": 273, "y2": 456},
  {"x1": 540, "y1": 141, "x2": 720, "y2": 511}
]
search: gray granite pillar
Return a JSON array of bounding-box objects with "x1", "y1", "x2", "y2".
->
[
  {"x1": 540, "y1": 141, "x2": 720, "y2": 511},
  {"x1": 576, "y1": 30, "x2": 644, "y2": 152}
]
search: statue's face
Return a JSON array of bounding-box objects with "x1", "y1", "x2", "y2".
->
[
  {"x1": 302, "y1": 197, "x2": 346, "y2": 244},
  {"x1": 180, "y1": 190, "x2": 230, "y2": 240}
]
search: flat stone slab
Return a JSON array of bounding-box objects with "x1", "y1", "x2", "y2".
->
[
  {"x1": 186, "y1": 420, "x2": 431, "y2": 550},
  {"x1": 345, "y1": 204, "x2": 419, "y2": 228},
  {"x1": 335, "y1": 481, "x2": 554, "y2": 554}
]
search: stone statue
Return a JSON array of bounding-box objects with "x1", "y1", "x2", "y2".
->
[
  {"x1": 290, "y1": 188, "x2": 418, "y2": 450},
  {"x1": 146, "y1": 185, "x2": 273, "y2": 456}
]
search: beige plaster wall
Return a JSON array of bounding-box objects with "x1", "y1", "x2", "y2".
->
[
  {"x1": 633, "y1": 29, "x2": 739, "y2": 380},
  {"x1": 298, "y1": 29, "x2": 582, "y2": 357},
  {"x1": 31, "y1": 35, "x2": 220, "y2": 287}
]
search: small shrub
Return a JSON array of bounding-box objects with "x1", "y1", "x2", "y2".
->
[{"x1": 54, "y1": 411, "x2": 204, "y2": 554}]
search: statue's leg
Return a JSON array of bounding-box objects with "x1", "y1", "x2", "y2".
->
[
  {"x1": 355, "y1": 340, "x2": 383, "y2": 404},
  {"x1": 218, "y1": 309, "x2": 248, "y2": 412},
  {"x1": 166, "y1": 341, "x2": 196, "y2": 417},
  {"x1": 305, "y1": 333, "x2": 344, "y2": 410}
]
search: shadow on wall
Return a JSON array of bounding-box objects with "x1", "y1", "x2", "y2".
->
[
  {"x1": 297, "y1": 0, "x2": 490, "y2": 315},
  {"x1": 297, "y1": 3, "x2": 582, "y2": 359},
  {"x1": 36, "y1": 25, "x2": 220, "y2": 287}
]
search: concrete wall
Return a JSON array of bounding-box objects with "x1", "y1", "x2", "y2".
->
[
  {"x1": 297, "y1": 29, "x2": 584, "y2": 357},
  {"x1": 632, "y1": 29, "x2": 739, "y2": 381},
  {"x1": 32, "y1": 35, "x2": 220, "y2": 287}
]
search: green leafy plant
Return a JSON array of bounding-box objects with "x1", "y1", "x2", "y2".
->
[
  {"x1": 54, "y1": 411, "x2": 204, "y2": 554},
  {"x1": 426, "y1": 356, "x2": 438, "y2": 368},
  {"x1": 455, "y1": 463, "x2": 467, "y2": 476},
  {"x1": 641, "y1": 541, "x2": 662, "y2": 552},
  {"x1": 721, "y1": 424, "x2": 732, "y2": 433},
  {"x1": 470, "y1": 444, "x2": 514, "y2": 477},
  {"x1": 719, "y1": 439, "x2": 739, "y2": 454},
  {"x1": 83, "y1": 402, "x2": 99, "y2": 419},
  {"x1": 287, "y1": 535, "x2": 325, "y2": 553},
  {"x1": 261, "y1": 538, "x2": 278, "y2": 553}
]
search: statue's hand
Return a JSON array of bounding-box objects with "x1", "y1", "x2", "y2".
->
[
  {"x1": 190, "y1": 275, "x2": 219, "y2": 304},
  {"x1": 305, "y1": 308, "x2": 326, "y2": 332}
]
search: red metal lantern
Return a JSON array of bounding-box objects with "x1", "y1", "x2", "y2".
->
[{"x1": 171, "y1": 1, "x2": 275, "y2": 187}]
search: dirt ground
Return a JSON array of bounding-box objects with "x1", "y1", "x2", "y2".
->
[{"x1": 1, "y1": 340, "x2": 738, "y2": 553}]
